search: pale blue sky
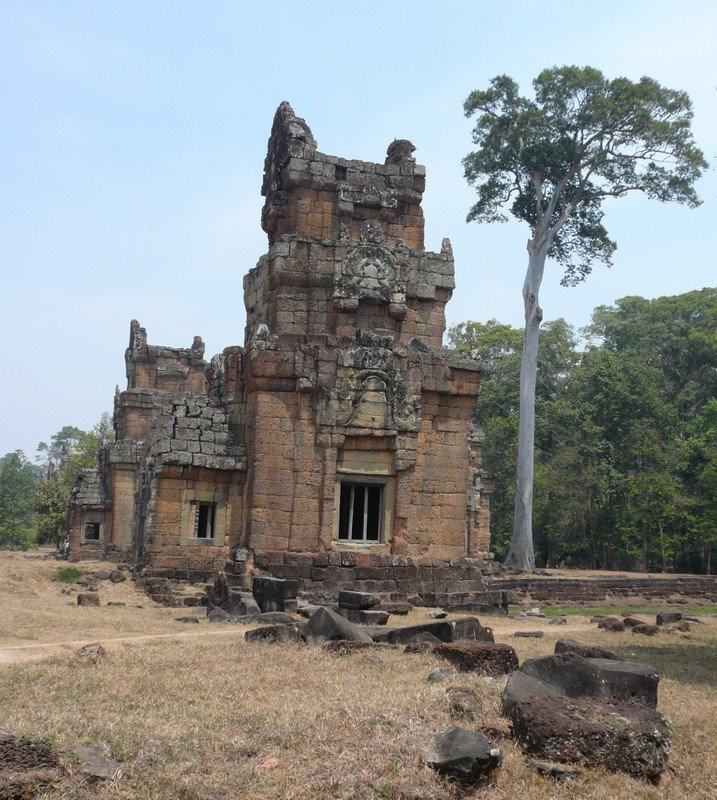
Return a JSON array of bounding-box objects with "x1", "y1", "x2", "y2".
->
[{"x1": 1, "y1": 0, "x2": 715, "y2": 457}]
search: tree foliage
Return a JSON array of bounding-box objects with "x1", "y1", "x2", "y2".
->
[
  {"x1": 449, "y1": 288, "x2": 717, "y2": 574},
  {"x1": 0, "y1": 451, "x2": 40, "y2": 549},
  {"x1": 463, "y1": 65, "x2": 707, "y2": 570}
]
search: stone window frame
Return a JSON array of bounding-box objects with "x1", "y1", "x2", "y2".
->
[
  {"x1": 334, "y1": 449, "x2": 395, "y2": 552},
  {"x1": 180, "y1": 489, "x2": 227, "y2": 547},
  {"x1": 81, "y1": 517, "x2": 104, "y2": 544}
]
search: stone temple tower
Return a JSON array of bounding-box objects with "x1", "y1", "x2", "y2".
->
[{"x1": 68, "y1": 103, "x2": 494, "y2": 604}]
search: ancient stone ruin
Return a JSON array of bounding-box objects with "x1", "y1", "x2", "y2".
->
[{"x1": 67, "y1": 102, "x2": 496, "y2": 605}]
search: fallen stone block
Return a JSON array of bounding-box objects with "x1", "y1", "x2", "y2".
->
[
  {"x1": 207, "y1": 607, "x2": 231, "y2": 623},
  {"x1": 426, "y1": 728, "x2": 501, "y2": 784},
  {"x1": 554, "y1": 639, "x2": 619, "y2": 660},
  {"x1": 665, "y1": 620, "x2": 691, "y2": 632},
  {"x1": 302, "y1": 606, "x2": 372, "y2": 644},
  {"x1": 515, "y1": 631, "x2": 544, "y2": 638},
  {"x1": 77, "y1": 593, "x2": 99, "y2": 607},
  {"x1": 175, "y1": 616, "x2": 200, "y2": 623},
  {"x1": 549, "y1": 616, "x2": 567, "y2": 625},
  {"x1": 621, "y1": 616, "x2": 644, "y2": 628},
  {"x1": 633, "y1": 623, "x2": 660, "y2": 636},
  {"x1": 229, "y1": 591, "x2": 260, "y2": 617},
  {"x1": 335, "y1": 607, "x2": 389, "y2": 626},
  {"x1": 657, "y1": 611, "x2": 682, "y2": 626},
  {"x1": 244, "y1": 624, "x2": 303, "y2": 643},
  {"x1": 252, "y1": 576, "x2": 286, "y2": 613},
  {"x1": 371, "y1": 617, "x2": 494, "y2": 645},
  {"x1": 382, "y1": 601, "x2": 412, "y2": 615},
  {"x1": 109, "y1": 570, "x2": 126, "y2": 583},
  {"x1": 257, "y1": 611, "x2": 296, "y2": 624},
  {"x1": 337, "y1": 590, "x2": 381, "y2": 610},
  {"x1": 597, "y1": 618, "x2": 625, "y2": 632},
  {"x1": 509, "y1": 694, "x2": 669, "y2": 779},
  {"x1": 428, "y1": 610, "x2": 447, "y2": 619},
  {"x1": 500, "y1": 650, "x2": 668, "y2": 778}
]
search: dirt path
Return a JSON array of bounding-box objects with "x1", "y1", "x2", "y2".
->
[{"x1": 0, "y1": 626, "x2": 247, "y2": 666}]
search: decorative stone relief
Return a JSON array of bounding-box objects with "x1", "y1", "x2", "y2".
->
[{"x1": 332, "y1": 222, "x2": 406, "y2": 316}]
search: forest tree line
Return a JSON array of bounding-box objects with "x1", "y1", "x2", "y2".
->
[
  {"x1": 0, "y1": 415, "x2": 113, "y2": 549},
  {"x1": 449, "y1": 288, "x2": 717, "y2": 574}
]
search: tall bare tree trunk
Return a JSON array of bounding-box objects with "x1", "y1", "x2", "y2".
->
[{"x1": 504, "y1": 240, "x2": 547, "y2": 571}]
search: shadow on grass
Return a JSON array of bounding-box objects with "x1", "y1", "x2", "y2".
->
[{"x1": 613, "y1": 640, "x2": 717, "y2": 688}]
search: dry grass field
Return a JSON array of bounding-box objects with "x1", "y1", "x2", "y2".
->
[{"x1": 1, "y1": 549, "x2": 715, "y2": 800}]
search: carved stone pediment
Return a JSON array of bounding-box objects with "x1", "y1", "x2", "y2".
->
[
  {"x1": 317, "y1": 339, "x2": 421, "y2": 434},
  {"x1": 333, "y1": 242, "x2": 406, "y2": 316}
]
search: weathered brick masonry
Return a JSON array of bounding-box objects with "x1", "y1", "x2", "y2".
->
[{"x1": 67, "y1": 103, "x2": 496, "y2": 602}]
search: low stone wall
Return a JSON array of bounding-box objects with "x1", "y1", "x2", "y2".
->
[
  {"x1": 225, "y1": 549, "x2": 506, "y2": 610},
  {"x1": 490, "y1": 574, "x2": 717, "y2": 606}
]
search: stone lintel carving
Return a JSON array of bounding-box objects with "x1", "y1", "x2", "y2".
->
[{"x1": 337, "y1": 182, "x2": 397, "y2": 210}]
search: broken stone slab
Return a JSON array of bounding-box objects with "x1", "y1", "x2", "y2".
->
[
  {"x1": 426, "y1": 728, "x2": 502, "y2": 784},
  {"x1": 337, "y1": 589, "x2": 381, "y2": 610},
  {"x1": 657, "y1": 611, "x2": 682, "y2": 626},
  {"x1": 633, "y1": 623, "x2": 660, "y2": 636},
  {"x1": 244, "y1": 624, "x2": 304, "y2": 644},
  {"x1": 524, "y1": 608, "x2": 545, "y2": 617},
  {"x1": 548, "y1": 616, "x2": 567, "y2": 625},
  {"x1": 554, "y1": 639, "x2": 619, "y2": 660},
  {"x1": 72, "y1": 744, "x2": 122, "y2": 780},
  {"x1": 514, "y1": 631, "x2": 544, "y2": 638},
  {"x1": 302, "y1": 606, "x2": 372, "y2": 644},
  {"x1": 431, "y1": 642, "x2": 519, "y2": 676},
  {"x1": 77, "y1": 593, "x2": 100, "y2": 607},
  {"x1": 335, "y1": 607, "x2": 389, "y2": 626}
]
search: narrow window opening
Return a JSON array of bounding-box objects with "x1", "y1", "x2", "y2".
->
[
  {"x1": 338, "y1": 482, "x2": 383, "y2": 542},
  {"x1": 195, "y1": 503, "x2": 216, "y2": 539},
  {"x1": 84, "y1": 522, "x2": 101, "y2": 541}
]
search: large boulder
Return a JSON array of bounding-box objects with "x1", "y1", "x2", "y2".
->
[
  {"x1": 338, "y1": 590, "x2": 381, "y2": 610},
  {"x1": 501, "y1": 652, "x2": 668, "y2": 778},
  {"x1": 302, "y1": 606, "x2": 372, "y2": 644},
  {"x1": 426, "y1": 728, "x2": 502, "y2": 784},
  {"x1": 431, "y1": 642, "x2": 519, "y2": 676}
]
